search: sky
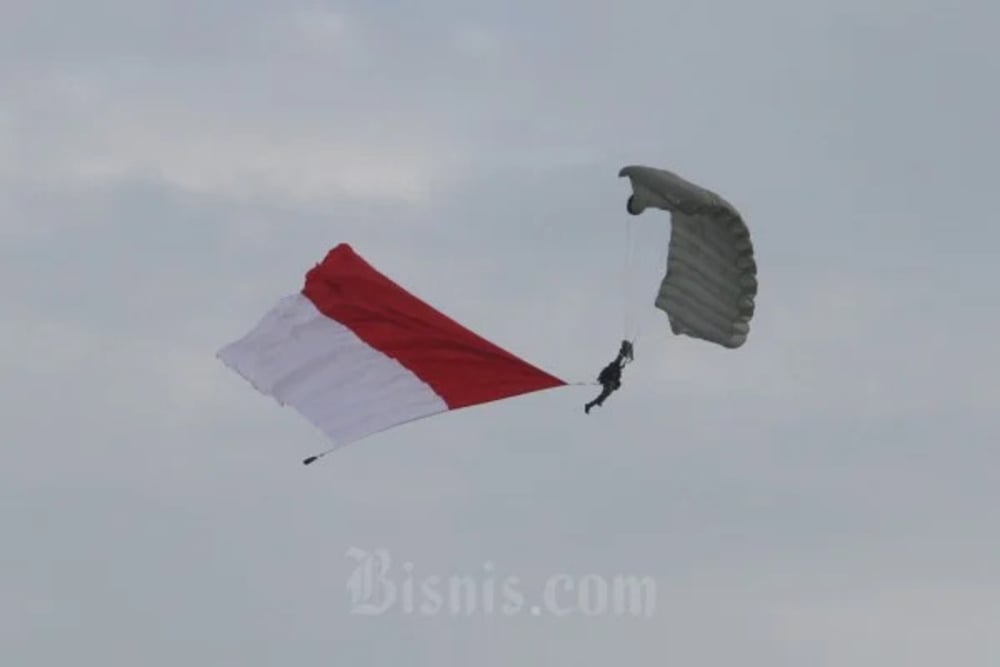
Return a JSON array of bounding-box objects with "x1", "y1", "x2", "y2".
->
[{"x1": 2, "y1": 0, "x2": 998, "y2": 664}]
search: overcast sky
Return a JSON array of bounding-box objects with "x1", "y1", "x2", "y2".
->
[{"x1": 3, "y1": 1, "x2": 998, "y2": 665}]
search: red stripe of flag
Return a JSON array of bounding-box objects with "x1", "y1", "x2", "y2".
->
[{"x1": 301, "y1": 244, "x2": 566, "y2": 409}]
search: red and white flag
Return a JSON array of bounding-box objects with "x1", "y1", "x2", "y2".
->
[{"x1": 218, "y1": 244, "x2": 565, "y2": 454}]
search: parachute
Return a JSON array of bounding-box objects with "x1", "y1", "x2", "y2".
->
[{"x1": 619, "y1": 165, "x2": 757, "y2": 349}]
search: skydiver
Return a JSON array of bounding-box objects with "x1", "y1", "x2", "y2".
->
[{"x1": 584, "y1": 340, "x2": 633, "y2": 414}]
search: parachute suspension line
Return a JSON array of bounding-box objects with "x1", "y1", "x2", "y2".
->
[
  {"x1": 623, "y1": 215, "x2": 642, "y2": 345},
  {"x1": 623, "y1": 215, "x2": 633, "y2": 339},
  {"x1": 623, "y1": 213, "x2": 643, "y2": 344},
  {"x1": 626, "y1": 221, "x2": 671, "y2": 351}
]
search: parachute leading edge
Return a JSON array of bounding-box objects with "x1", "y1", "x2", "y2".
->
[
  {"x1": 218, "y1": 244, "x2": 566, "y2": 453},
  {"x1": 620, "y1": 165, "x2": 758, "y2": 349}
]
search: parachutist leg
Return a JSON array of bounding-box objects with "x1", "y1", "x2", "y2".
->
[{"x1": 584, "y1": 385, "x2": 614, "y2": 414}]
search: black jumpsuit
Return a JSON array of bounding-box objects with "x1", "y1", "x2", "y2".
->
[{"x1": 584, "y1": 341, "x2": 631, "y2": 413}]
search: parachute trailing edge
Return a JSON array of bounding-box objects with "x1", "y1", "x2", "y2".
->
[{"x1": 619, "y1": 165, "x2": 758, "y2": 349}]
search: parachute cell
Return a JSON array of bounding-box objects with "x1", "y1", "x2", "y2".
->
[{"x1": 619, "y1": 165, "x2": 758, "y2": 349}]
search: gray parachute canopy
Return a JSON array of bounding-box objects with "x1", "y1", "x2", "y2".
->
[{"x1": 620, "y1": 165, "x2": 757, "y2": 349}]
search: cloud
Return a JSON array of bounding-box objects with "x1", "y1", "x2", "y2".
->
[
  {"x1": 3, "y1": 1, "x2": 999, "y2": 665},
  {"x1": 1, "y1": 79, "x2": 454, "y2": 219}
]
